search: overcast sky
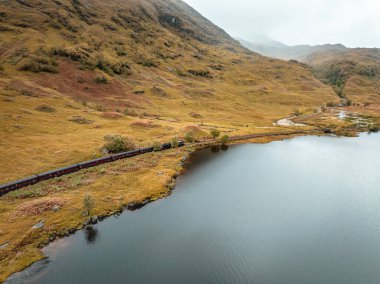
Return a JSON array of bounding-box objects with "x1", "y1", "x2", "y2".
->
[{"x1": 183, "y1": 0, "x2": 380, "y2": 48}]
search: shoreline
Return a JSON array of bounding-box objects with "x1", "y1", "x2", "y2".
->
[{"x1": 0, "y1": 128, "x2": 360, "y2": 282}]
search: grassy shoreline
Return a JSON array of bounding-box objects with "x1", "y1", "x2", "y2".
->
[
  {"x1": 0, "y1": 130, "x2": 316, "y2": 282},
  {"x1": 0, "y1": 119, "x2": 371, "y2": 282}
]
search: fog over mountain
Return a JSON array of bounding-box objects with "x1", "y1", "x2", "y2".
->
[
  {"x1": 237, "y1": 36, "x2": 347, "y2": 61},
  {"x1": 183, "y1": 0, "x2": 380, "y2": 48}
]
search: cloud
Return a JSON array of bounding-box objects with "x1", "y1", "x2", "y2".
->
[{"x1": 183, "y1": 0, "x2": 380, "y2": 47}]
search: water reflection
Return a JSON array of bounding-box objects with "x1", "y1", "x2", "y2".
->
[
  {"x1": 84, "y1": 226, "x2": 99, "y2": 244},
  {"x1": 210, "y1": 145, "x2": 229, "y2": 153},
  {"x1": 221, "y1": 145, "x2": 229, "y2": 151}
]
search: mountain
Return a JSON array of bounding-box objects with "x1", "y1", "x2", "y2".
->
[
  {"x1": 0, "y1": 0, "x2": 338, "y2": 183},
  {"x1": 238, "y1": 36, "x2": 347, "y2": 61},
  {"x1": 305, "y1": 48, "x2": 380, "y2": 114}
]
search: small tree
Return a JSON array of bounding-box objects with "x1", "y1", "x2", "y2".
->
[
  {"x1": 152, "y1": 141, "x2": 162, "y2": 151},
  {"x1": 210, "y1": 128, "x2": 220, "y2": 139},
  {"x1": 83, "y1": 194, "x2": 95, "y2": 216},
  {"x1": 184, "y1": 131, "x2": 195, "y2": 143},
  {"x1": 103, "y1": 134, "x2": 136, "y2": 153},
  {"x1": 171, "y1": 136, "x2": 179, "y2": 148},
  {"x1": 220, "y1": 135, "x2": 229, "y2": 145}
]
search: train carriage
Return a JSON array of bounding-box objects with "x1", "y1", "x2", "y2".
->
[
  {"x1": 78, "y1": 156, "x2": 114, "y2": 170},
  {"x1": 0, "y1": 175, "x2": 39, "y2": 196},
  {"x1": 37, "y1": 164, "x2": 80, "y2": 181}
]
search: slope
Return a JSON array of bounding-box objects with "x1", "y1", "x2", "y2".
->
[{"x1": 0, "y1": 0, "x2": 338, "y2": 183}]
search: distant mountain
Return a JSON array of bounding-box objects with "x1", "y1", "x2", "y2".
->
[
  {"x1": 237, "y1": 36, "x2": 347, "y2": 61},
  {"x1": 305, "y1": 48, "x2": 380, "y2": 111}
]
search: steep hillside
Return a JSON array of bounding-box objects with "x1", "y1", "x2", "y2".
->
[
  {"x1": 238, "y1": 37, "x2": 346, "y2": 61},
  {"x1": 0, "y1": 0, "x2": 336, "y2": 183},
  {"x1": 305, "y1": 48, "x2": 380, "y2": 113}
]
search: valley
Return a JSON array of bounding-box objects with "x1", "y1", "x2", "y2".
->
[{"x1": 0, "y1": 0, "x2": 379, "y2": 282}]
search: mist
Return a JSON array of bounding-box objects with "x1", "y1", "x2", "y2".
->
[{"x1": 183, "y1": 0, "x2": 380, "y2": 48}]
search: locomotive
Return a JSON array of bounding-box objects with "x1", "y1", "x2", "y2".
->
[{"x1": 0, "y1": 141, "x2": 185, "y2": 196}]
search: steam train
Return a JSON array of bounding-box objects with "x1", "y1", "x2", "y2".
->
[{"x1": 0, "y1": 141, "x2": 185, "y2": 197}]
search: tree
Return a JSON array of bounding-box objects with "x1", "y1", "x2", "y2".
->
[
  {"x1": 184, "y1": 131, "x2": 195, "y2": 143},
  {"x1": 210, "y1": 128, "x2": 220, "y2": 139},
  {"x1": 83, "y1": 194, "x2": 95, "y2": 216},
  {"x1": 220, "y1": 135, "x2": 229, "y2": 145},
  {"x1": 103, "y1": 134, "x2": 136, "y2": 153},
  {"x1": 171, "y1": 137, "x2": 179, "y2": 148}
]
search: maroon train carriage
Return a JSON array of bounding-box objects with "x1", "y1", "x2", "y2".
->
[
  {"x1": 78, "y1": 156, "x2": 114, "y2": 170},
  {"x1": 0, "y1": 175, "x2": 39, "y2": 196},
  {"x1": 140, "y1": 147, "x2": 155, "y2": 154},
  {"x1": 37, "y1": 164, "x2": 81, "y2": 181},
  {"x1": 112, "y1": 149, "x2": 142, "y2": 161}
]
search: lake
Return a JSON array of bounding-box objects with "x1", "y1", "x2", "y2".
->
[{"x1": 7, "y1": 133, "x2": 380, "y2": 284}]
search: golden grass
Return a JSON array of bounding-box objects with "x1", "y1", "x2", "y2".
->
[{"x1": 0, "y1": 0, "x2": 371, "y2": 281}]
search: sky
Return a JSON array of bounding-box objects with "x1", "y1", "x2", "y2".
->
[{"x1": 183, "y1": 0, "x2": 380, "y2": 48}]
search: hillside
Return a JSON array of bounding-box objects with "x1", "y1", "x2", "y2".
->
[
  {"x1": 0, "y1": 1, "x2": 366, "y2": 280},
  {"x1": 238, "y1": 37, "x2": 347, "y2": 61},
  {"x1": 305, "y1": 48, "x2": 380, "y2": 113},
  {"x1": 0, "y1": 0, "x2": 337, "y2": 183}
]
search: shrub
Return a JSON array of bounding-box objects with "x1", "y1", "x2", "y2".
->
[
  {"x1": 137, "y1": 57, "x2": 158, "y2": 67},
  {"x1": 294, "y1": 109, "x2": 301, "y2": 116},
  {"x1": 69, "y1": 116, "x2": 93, "y2": 124},
  {"x1": 130, "y1": 121, "x2": 158, "y2": 128},
  {"x1": 368, "y1": 125, "x2": 379, "y2": 133},
  {"x1": 19, "y1": 89, "x2": 35, "y2": 97},
  {"x1": 112, "y1": 62, "x2": 132, "y2": 75},
  {"x1": 171, "y1": 137, "x2": 179, "y2": 148},
  {"x1": 115, "y1": 46, "x2": 128, "y2": 56},
  {"x1": 326, "y1": 101, "x2": 338, "y2": 107},
  {"x1": 184, "y1": 131, "x2": 195, "y2": 143},
  {"x1": 94, "y1": 104, "x2": 106, "y2": 112},
  {"x1": 95, "y1": 58, "x2": 112, "y2": 74},
  {"x1": 101, "y1": 112, "x2": 124, "y2": 119},
  {"x1": 152, "y1": 141, "x2": 162, "y2": 151},
  {"x1": 51, "y1": 47, "x2": 90, "y2": 62},
  {"x1": 210, "y1": 128, "x2": 220, "y2": 139},
  {"x1": 176, "y1": 68, "x2": 187, "y2": 77},
  {"x1": 188, "y1": 69, "x2": 211, "y2": 77},
  {"x1": 123, "y1": 108, "x2": 140, "y2": 117},
  {"x1": 220, "y1": 135, "x2": 229, "y2": 145},
  {"x1": 0, "y1": 64, "x2": 3, "y2": 71},
  {"x1": 83, "y1": 194, "x2": 95, "y2": 216},
  {"x1": 103, "y1": 134, "x2": 136, "y2": 153},
  {"x1": 19, "y1": 56, "x2": 58, "y2": 73},
  {"x1": 94, "y1": 74, "x2": 109, "y2": 84},
  {"x1": 35, "y1": 104, "x2": 56, "y2": 113}
]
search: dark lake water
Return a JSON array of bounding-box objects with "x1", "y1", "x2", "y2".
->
[{"x1": 7, "y1": 133, "x2": 380, "y2": 284}]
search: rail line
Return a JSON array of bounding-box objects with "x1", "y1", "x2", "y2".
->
[{"x1": 0, "y1": 129, "x2": 322, "y2": 197}]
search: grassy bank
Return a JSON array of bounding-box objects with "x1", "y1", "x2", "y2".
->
[
  {"x1": 0, "y1": 129, "x2": 322, "y2": 282},
  {"x1": 0, "y1": 147, "x2": 190, "y2": 282}
]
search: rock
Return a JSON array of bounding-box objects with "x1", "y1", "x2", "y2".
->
[
  {"x1": 90, "y1": 216, "x2": 99, "y2": 224},
  {"x1": 68, "y1": 228, "x2": 76, "y2": 234},
  {"x1": 52, "y1": 205, "x2": 60, "y2": 212},
  {"x1": 32, "y1": 220, "x2": 45, "y2": 229},
  {"x1": 0, "y1": 242, "x2": 9, "y2": 249},
  {"x1": 49, "y1": 233, "x2": 58, "y2": 242},
  {"x1": 83, "y1": 219, "x2": 91, "y2": 227},
  {"x1": 141, "y1": 199, "x2": 150, "y2": 205}
]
